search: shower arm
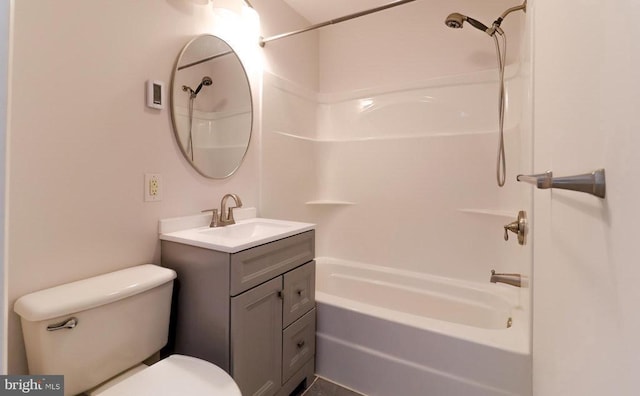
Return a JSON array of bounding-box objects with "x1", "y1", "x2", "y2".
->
[
  {"x1": 487, "y1": 1, "x2": 526, "y2": 36},
  {"x1": 500, "y1": 1, "x2": 527, "y2": 20}
]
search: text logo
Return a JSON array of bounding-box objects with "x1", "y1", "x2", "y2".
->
[{"x1": 0, "y1": 376, "x2": 63, "y2": 395}]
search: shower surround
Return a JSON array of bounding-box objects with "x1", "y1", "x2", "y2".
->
[
  {"x1": 261, "y1": 65, "x2": 531, "y2": 395},
  {"x1": 262, "y1": 66, "x2": 528, "y2": 282},
  {"x1": 260, "y1": 1, "x2": 531, "y2": 394}
]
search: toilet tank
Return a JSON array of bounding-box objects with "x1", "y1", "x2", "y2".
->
[{"x1": 14, "y1": 264, "x2": 177, "y2": 396}]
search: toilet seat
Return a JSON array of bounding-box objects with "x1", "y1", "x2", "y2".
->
[{"x1": 95, "y1": 355, "x2": 241, "y2": 396}]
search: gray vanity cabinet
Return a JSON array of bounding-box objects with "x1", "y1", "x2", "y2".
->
[{"x1": 161, "y1": 230, "x2": 316, "y2": 396}]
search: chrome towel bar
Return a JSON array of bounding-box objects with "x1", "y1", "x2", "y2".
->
[{"x1": 516, "y1": 169, "x2": 606, "y2": 199}]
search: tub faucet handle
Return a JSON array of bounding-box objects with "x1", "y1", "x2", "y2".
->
[
  {"x1": 504, "y1": 221, "x2": 518, "y2": 240},
  {"x1": 503, "y1": 210, "x2": 527, "y2": 245}
]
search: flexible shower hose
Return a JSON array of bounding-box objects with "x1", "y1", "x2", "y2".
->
[
  {"x1": 187, "y1": 94, "x2": 195, "y2": 161},
  {"x1": 493, "y1": 31, "x2": 507, "y2": 187}
]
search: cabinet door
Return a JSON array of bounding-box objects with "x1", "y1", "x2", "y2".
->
[
  {"x1": 231, "y1": 277, "x2": 283, "y2": 396},
  {"x1": 282, "y1": 261, "x2": 316, "y2": 328}
]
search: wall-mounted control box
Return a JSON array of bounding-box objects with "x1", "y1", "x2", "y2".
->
[{"x1": 146, "y1": 80, "x2": 165, "y2": 110}]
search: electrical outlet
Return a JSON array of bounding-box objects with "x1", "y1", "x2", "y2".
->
[{"x1": 144, "y1": 174, "x2": 162, "y2": 202}]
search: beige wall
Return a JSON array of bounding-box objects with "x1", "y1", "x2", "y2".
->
[
  {"x1": 318, "y1": 0, "x2": 524, "y2": 93},
  {"x1": 532, "y1": 0, "x2": 640, "y2": 393},
  {"x1": 252, "y1": 0, "x2": 319, "y2": 91},
  {"x1": 6, "y1": 0, "x2": 267, "y2": 374}
]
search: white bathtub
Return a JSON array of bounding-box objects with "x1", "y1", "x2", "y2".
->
[{"x1": 315, "y1": 257, "x2": 531, "y2": 396}]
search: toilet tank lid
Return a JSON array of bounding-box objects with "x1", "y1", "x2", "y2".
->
[{"x1": 14, "y1": 264, "x2": 177, "y2": 322}]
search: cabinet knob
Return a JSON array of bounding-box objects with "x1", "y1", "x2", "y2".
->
[
  {"x1": 296, "y1": 340, "x2": 305, "y2": 349},
  {"x1": 296, "y1": 289, "x2": 303, "y2": 296}
]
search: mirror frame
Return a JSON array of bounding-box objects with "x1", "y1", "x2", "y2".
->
[{"x1": 170, "y1": 34, "x2": 253, "y2": 179}]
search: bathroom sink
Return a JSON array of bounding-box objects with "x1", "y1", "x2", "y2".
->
[
  {"x1": 159, "y1": 217, "x2": 315, "y2": 253},
  {"x1": 198, "y1": 220, "x2": 292, "y2": 239}
]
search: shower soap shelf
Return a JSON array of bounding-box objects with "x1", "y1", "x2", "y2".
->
[
  {"x1": 458, "y1": 209, "x2": 517, "y2": 218},
  {"x1": 516, "y1": 168, "x2": 606, "y2": 199},
  {"x1": 305, "y1": 200, "x2": 356, "y2": 205}
]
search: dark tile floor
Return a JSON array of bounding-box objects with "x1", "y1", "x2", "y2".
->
[{"x1": 302, "y1": 377, "x2": 365, "y2": 396}]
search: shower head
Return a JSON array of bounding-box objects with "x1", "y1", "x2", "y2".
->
[
  {"x1": 445, "y1": 2, "x2": 526, "y2": 36},
  {"x1": 193, "y1": 76, "x2": 213, "y2": 96},
  {"x1": 444, "y1": 12, "x2": 464, "y2": 29},
  {"x1": 444, "y1": 12, "x2": 490, "y2": 33}
]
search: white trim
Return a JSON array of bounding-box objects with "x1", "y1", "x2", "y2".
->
[{"x1": 0, "y1": 0, "x2": 13, "y2": 375}]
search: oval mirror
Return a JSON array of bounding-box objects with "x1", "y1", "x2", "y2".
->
[{"x1": 171, "y1": 34, "x2": 253, "y2": 178}]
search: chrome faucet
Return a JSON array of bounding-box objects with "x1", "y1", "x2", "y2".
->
[
  {"x1": 202, "y1": 194, "x2": 243, "y2": 227},
  {"x1": 490, "y1": 270, "x2": 522, "y2": 287}
]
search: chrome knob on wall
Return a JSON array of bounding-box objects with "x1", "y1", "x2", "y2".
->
[{"x1": 504, "y1": 210, "x2": 527, "y2": 246}]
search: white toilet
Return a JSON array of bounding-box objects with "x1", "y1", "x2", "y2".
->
[{"x1": 14, "y1": 264, "x2": 241, "y2": 396}]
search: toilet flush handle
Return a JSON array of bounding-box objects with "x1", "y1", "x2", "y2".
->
[{"x1": 46, "y1": 317, "x2": 78, "y2": 331}]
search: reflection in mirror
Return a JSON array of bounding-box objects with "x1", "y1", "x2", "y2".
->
[{"x1": 171, "y1": 34, "x2": 253, "y2": 178}]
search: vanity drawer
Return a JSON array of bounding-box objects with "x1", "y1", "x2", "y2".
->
[
  {"x1": 282, "y1": 308, "x2": 316, "y2": 384},
  {"x1": 282, "y1": 261, "x2": 316, "y2": 328},
  {"x1": 230, "y1": 231, "x2": 315, "y2": 296}
]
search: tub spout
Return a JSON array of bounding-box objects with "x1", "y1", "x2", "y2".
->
[{"x1": 490, "y1": 270, "x2": 522, "y2": 287}]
